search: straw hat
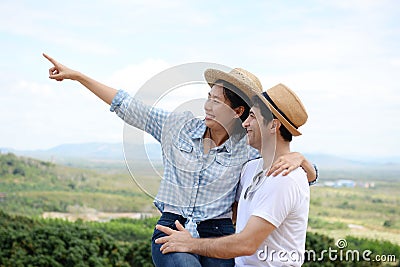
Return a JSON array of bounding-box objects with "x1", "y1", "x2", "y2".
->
[
  {"x1": 204, "y1": 68, "x2": 263, "y2": 99},
  {"x1": 257, "y1": 83, "x2": 308, "y2": 136}
]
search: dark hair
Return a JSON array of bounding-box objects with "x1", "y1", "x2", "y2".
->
[
  {"x1": 252, "y1": 95, "x2": 293, "y2": 142},
  {"x1": 214, "y1": 79, "x2": 250, "y2": 122}
]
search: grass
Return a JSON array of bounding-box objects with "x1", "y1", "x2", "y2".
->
[
  {"x1": 309, "y1": 183, "x2": 400, "y2": 245},
  {"x1": 1, "y1": 153, "x2": 400, "y2": 247}
]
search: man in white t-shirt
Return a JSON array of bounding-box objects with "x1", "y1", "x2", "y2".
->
[{"x1": 155, "y1": 83, "x2": 310, "y2": 266}]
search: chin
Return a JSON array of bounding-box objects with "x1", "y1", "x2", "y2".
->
[
  {"x1": 204, "y1": 120, "x2": 214, "y2": 128},
  {"x1": 245, "y1": 137, "x2": 252, "y2": 146},
  {"x1": 248, "y1": 140, "x2": 260, "y2": 150},
  {"x1": 205, "y1": 119, "x2": 221, "y2": 130}
]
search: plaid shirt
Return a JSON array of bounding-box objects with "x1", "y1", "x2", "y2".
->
[{"x1": 110, "y1": 90, "x2": 259, "y2": 237}]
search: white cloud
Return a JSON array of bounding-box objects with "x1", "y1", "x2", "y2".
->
[
  {"x1": 105, "y1": 59, "x2": 171, "y2": 93},
  {"x1": 390, "y1": 59, "x2": 400, "y2": 67},
  {"x1": 1, "y1": 0, "x2": 399, "y2": 158},
  {"x1": 0, "y1": 59, "x2": 177, "y2": 150},
  {"x1": 0, "y1": 1, "x2": 117, "y2": 55}
]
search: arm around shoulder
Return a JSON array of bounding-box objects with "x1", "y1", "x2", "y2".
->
[
  {"x1": 301, "y1": 159, "x2": 318, "y2": 185},
  {"x1": 267, "y1": 152, "x2": 318, "y2": 184}
]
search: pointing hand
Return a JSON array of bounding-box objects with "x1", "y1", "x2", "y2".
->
[{"x1": 43, "y1": 53, "x2": 78, "y2": 81}]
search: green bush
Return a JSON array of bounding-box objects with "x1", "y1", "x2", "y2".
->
[
  {"x1": 304, "y1": 232, "x2": 399, "y2": 266},
  {"x1": 0, "y1": 211, "x2": 131, "y2": 266},
  {"x1": 1, "y1": 210, "x2": 398, "y2": 267},
  {"x1": 125, "y1": 240, "x2": 153, "y2": 267},
  {"x1": 85, "y1": 217, "x2": 158, "y2": 242},
  {"x1": 383, "y1": 219, "x2": 395, "y2": 228}
]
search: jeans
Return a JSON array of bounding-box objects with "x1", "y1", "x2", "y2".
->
[{"x1": 151, "y1": 212, "x2": 235, "y2": 267}]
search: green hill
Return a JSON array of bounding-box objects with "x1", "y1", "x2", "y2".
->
[
  {"x1": 0, "y1": 153, "x2": 157, "y2": 216},
  {"x1": 1, "y1": 152, "x2": 400, "y2": 247}
]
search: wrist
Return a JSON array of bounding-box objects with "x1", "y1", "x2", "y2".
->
[
  {"x1": 71, "y1": 71, "x2": 82, "y2": 81},
  {"x1": 309, "y1": 164, "x2": 319, "y2": 185},
  {"x1": 191, "y1": 239, "x2": 202, "y2": 254}
]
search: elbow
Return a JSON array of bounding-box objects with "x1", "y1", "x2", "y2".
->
[
  {"x1": 232, "y1": 232, "x2": 264, "y2": 257},
  {"x1": 239, "y1": 241, "x2": 259, "y2": 256},
  {"x1": 242, "y1": 246, "x2": 258, "y2": 256}
]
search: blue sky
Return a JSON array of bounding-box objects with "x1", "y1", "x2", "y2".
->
[{"x1": 0, "y1": 0, "x2": 399, "y2": 158}]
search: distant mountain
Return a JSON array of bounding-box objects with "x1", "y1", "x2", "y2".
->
[
  {"x1": 2, "y1": 143, "x2": 399, "y2": 169},
  {"x1": 304, "y1": 153, "x2": 400, "y2": 169},
  {"x1": 304, "y1": 153, "x2": 367, "y2": 168},
  {"x1": 1, "y1": 142, "x2": 163, "y2": 164}
]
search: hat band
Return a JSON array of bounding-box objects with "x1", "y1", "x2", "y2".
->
[{"x1": 262, "y1": 92, "x2": 298, "y2": 129}]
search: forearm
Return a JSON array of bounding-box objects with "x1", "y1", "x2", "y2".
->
[
  {"x1": 73, "y1": 72, "x2": 118, "y2": 105},
  {"x1": 189, "y1": 234, "x2": 254, "y2": 259},
  {"x1": 301, "y1": 159, "x2": 317, "y2": 183},
  {"x1": 156, "y1": 216, "x2": 272, "y2": 258}
]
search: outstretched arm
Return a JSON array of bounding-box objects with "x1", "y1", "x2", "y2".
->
[
  {"x1": 267, "y1": 152, "x2": 317, "y2": 184},
  {"x1": 155, "y1": 216, "x2": 275, "y2": 259},
  {"x1": 43, "y1": 53, "x2": 117, "y2": 105}
]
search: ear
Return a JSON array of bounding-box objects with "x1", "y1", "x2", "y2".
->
[
  {"x1": 270, "y1": 119, "x2": 281, "y2": 133},
  {"x1": 233, "y1": 106, "x2": 245, "y2": 118}
]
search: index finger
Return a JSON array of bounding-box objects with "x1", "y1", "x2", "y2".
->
[
  {"x1": 43, "y1": 53, "x2": 58, "y2": 66},
  {"x1": 155, "y1": 236, "x2": 170, "y2": 244},
  {"x1": 155, "y1": 224, "x2": 175, "y2": 235}
]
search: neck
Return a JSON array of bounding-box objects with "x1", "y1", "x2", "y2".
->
[
  {"x1": 261, "y1": 140, "x2": 291, "y2": 171},
  {"x1": 208, "y1": 126, "x2": 229, "y2": 146}
]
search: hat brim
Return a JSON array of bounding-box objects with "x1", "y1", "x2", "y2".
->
[
  {"x1": 204, "y1": 69, "x2": 258, "y2": 101},
  {"x1": 256, "y1": 92, "x2": 302, "y2": 136}
]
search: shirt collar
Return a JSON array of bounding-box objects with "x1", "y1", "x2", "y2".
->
[
  {"x1": 187, "y1": 120, "x2": 245, "y2": 153},
  {"x1": 220, "y1": 132, "x2": 244, "y2": 153},
  {"x1": 187, "y1": 121, "x2": 207, "y2": 139}
]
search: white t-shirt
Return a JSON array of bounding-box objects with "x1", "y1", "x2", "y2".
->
[{"x1": 235, "y1": 158, "x2": 310, "y2": 267}]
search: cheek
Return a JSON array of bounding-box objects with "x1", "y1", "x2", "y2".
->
[
  {"x1": 253, "y1": 122, "x2": 261, "y2": 135},
  {"x1": 218, "y1": 112, "x2": 234, "y2": 122},
  {"x1": 220, "y1": 105, "x2": 236, "y2": 117}
]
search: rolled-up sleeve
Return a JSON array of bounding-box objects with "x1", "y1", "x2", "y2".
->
[
  {"x1": 110, "y1": 90, "x2": 129, "y2": 113},
  {"x1": 109, "y1": 90, "x2": 170, "y2": 142}
]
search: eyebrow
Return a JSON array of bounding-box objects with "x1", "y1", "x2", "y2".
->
[{"x1": 208, "y1": 92, "x2": 224, "y2": 100}]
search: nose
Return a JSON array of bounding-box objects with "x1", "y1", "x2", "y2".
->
[
  {"x1": 242, "y1": 116, "x2": 250, "y2": 129},
  {"x1": 204, "y1": 98, "x2": 212, "y2": 112}
]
